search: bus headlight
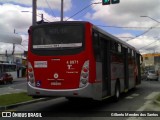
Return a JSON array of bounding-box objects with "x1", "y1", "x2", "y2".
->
[{"x1": 79, "y1": 60, "x2": 89, "y2": 88}]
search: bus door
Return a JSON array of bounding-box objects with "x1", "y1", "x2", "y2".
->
[
  {"x1": 101, "y1": 38, "x2": 111, "y2": 97},
  {"x1": 124, "y1": 47, "x2": 129, "y2": 90}
]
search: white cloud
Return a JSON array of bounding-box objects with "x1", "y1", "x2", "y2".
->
[
  {"x1": 89, "y1": 0, "x2": 160, "y2": 27},
  {"x1": 0, "y1": 0, "x2": 72, "y2": 11},
  {"x1": 86, "y1": 0, "x2": 160, "y2": 54},
  {"x1": 1, "y1": 0, "x2": 160, "y2": 54},
  {"x1": 0, "y1": 2, "x2": 77, "y2": 53},
  {"x1": 0, "y1": 3, "x2": 56, "y2": 53},
  {"x1": 112, "y1": 31, "x2": 160, "y2": 54}
]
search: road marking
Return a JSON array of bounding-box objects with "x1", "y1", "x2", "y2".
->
[
  {"x1": 125, "y1": 93, "x2": 140, "y2": 99},
  {"x1": 144, "y1": 92, "x2": 160, "y2": 100},
  {"x1": 132, "y1": 94, "x2": 139, "y2": 97},
  {"x1": 126, "y1": 96, "x2": 134, "y2": 99},
  {"x1": 127, "y1": 92, "x2": 160, "y2": 120}
]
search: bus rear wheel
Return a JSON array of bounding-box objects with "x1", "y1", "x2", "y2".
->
[{"x1": 114, "y1": 82, "x2": 120, "y2": 102}]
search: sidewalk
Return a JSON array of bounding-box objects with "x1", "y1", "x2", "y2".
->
[
  {"x1": 0, "y1": 77, "x2": 27, "y2": 96},
  {"x1": 143, "y1": 92, "x2": 160, "y2": 111},
  {"x1": 0, "y1": 78, "x2": 50, "y2": 111},
  {"x1": 0, "y1": 87, "x2": 26, "y2": 96},
  {"x1": 134, "y1": 92, "x2": 160, "y2": 111},
  {"x1": 127, "y1": 92, "x2": 160, "y2": 120}
]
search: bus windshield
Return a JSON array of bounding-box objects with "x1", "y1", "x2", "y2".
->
[{"x1": 32, "y1": 25, "x2": 84, "y2": 50}]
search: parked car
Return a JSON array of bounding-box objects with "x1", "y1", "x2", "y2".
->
[
  {"x1": 141, "y1": 71, "x2": 148, "y2": 80},
  {"x1": 0, "y1": 72, "x2": 13, "y2": 84},
  {"x1": 147, "y1": 70, "x2": 158, "y2": 81}
]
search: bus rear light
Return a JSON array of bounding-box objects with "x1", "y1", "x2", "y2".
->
[
  {"x1": 82, "y1": 67, "x2": 89, "y2": 73},
  {"x1": 81, "y1": 72, "x2": 88, "y2": 78},
  {"x1": 28, "y1": 62, "x2": 35, "y2": 85},
  {"x1": 79, "y1": 60, "x2": 89, "y2": 88}
]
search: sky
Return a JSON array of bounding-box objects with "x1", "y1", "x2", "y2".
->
[{"x1": 0, "y1": 0, "x2": 160, "y2": 54}]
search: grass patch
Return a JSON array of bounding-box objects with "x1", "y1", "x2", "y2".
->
[
  {"x1": 0, "y1": 92, "x2": 34, "y2": 106},
  {"x1": 156, "y1": 95, "x2": 160, "y2": 102}
]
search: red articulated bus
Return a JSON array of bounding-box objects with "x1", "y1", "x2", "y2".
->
[{"x1": 27, "y1": 21, "x2": 142, "y2": 101}]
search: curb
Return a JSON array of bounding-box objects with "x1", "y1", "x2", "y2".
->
[
  {"x1": 154, "y1": 94, "x2": 160, "y2": 106},
  {"x1": 0, "y1": 97, "x2": 51, "y2": 111}
]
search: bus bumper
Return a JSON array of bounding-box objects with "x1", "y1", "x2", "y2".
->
[{"x1": 27, "y1": 82, "x2": 102, "y2": 100}]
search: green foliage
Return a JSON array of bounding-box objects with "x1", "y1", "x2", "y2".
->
[
  {"x1": 0, "y1": 92, "x2": 33, "y2": 106},
  {"x1": 156, "y1": 95, "x2": 160, "y2": 102}
]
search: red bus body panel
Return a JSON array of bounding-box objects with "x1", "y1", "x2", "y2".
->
[{"x1": 27, "y1": 22, "x2": 96, "y2": 90}]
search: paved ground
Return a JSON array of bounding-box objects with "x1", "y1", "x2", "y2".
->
[
  {"x1": 0, "y1": 78, "x2": 27, "y2": 95},
  {"x1": 0, "y1": 78, "x2": 160, "y2": 119}
]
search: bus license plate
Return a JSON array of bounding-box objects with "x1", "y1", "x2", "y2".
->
[{"x1": 51, "y1": 82, "x2": 61, "y2": 86}]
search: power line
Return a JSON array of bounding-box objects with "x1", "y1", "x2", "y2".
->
[
  {"x1": 138, "y1": 39, "x2": 160, "y2": 50},
  {"x1": 17, "y1": 44, "x2": 27, "y2": 51},
  {"x1": 66, "y1": 2, "x2": 102, "y2": 21},
  {"x1": 45, "y1": 0, "x2": 57, "y2": 21},
  {"x1": 96, "y1": 25, "x2": 160, "y2": 29},
  {"x1": 74, "y1": 1, "x2": 101, "y2": 20},
  {"x1": 74, "y1": 5, "x2": 93, "y2": 20},
  {"x1": 126, "y1": 23, "x2": 160, "y2": 41}
]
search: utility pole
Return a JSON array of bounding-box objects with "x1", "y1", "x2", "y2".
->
[
  {"x1": 12, "y1": 29, "x2": 16, "y2": 63},
  {"x1": 32, "y1": 0, "x2": 37, "y2": 25},
  {"x1": 41, "y1": 14, "x2": 44, "y2": 21},
  {"x1": 61, "y1": 0, "x2": 63, "y2": 21}
]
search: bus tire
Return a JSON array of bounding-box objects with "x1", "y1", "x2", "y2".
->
[
  {"x1": 32, "y1": 96, "x2": 42, "y2": 99},
  {"x1": 3, "y1": 80, "x2": 7, "y2": 85},
  {"x1": 10, "y1": 80, "x2": 13, "y2": 84},
  {"x1": 114, "y1": 82, "x2": 120, "y2": 102}
]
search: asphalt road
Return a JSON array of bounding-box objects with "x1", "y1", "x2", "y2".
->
[
  {"x1": 0, "y1": 78, "x2": 27, "y2": 95},
  {"x1": 1, "y1": 79, "x2": 160, "y2": 120}
]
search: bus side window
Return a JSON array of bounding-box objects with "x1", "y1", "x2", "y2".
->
[
  {"x1": 118, "y1": 44, "x2": 122, "y2": 53},
  {"x1": 128, "y1": 48, "x2": 131, "y2": 55},
  {"x1": 92, "y1": 32, "x2": 101, "y2": 62},
  {"x1": 111, "y1": 42, "x2": 120, "y2": 53}
]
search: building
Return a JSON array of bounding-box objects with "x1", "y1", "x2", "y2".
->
[
  {"x1": 142, "y1": 53, "x2": 160, "y2": 71},
  {"x1": 0, "y1": 52, "x2": 27, "y2": 77}
]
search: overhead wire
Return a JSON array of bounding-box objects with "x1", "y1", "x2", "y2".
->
[
  {"x1": 124, "y1": 23, "x2": 160, "y2": 41},
  {"x1": 75, "y1": 5, "x2": 93, "y2": 20},
  {"x1": 66, "y1": 2, "x2": 102, "y2": 21},
  {"x1": 74, "y1": 1, "x2": 100, "y2": 20},
  {"x1": 44, "y1": 0, "x2": 57, "y2": 21},
  {"x1": 96, "y1": 25, "x2": 160, "y2": 29},
  {"x1": 16, "y1": 44, "x2": 27, "y2": 51},
  {"x1": 138, "y1": 39, "x2": 160, "y2": 50}
]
